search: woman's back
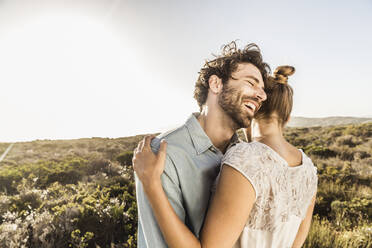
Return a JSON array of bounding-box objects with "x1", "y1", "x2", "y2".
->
[
  {"x1": 258, "y1": 139, "x2": 303, "y2": 167},
  {"x1": 217, "y1": 141, "x2": 318, "y2": 248}
]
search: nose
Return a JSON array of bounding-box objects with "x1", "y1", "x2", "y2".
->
[{"x1": 255, "y1": 87, "x2": 267, "y2": 102}]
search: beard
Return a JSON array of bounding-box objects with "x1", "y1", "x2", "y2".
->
[{"x1": 218, "y1": 84, "x2": 254, "y2": 129}]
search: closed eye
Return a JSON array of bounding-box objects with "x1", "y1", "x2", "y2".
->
[{"x1": 244, "y1": 80, "x2": 254, "y2": 86}]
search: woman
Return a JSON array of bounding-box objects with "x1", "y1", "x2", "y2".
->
[{"x1": 133, "y1": 66, "x2": 318, "y2": 248}]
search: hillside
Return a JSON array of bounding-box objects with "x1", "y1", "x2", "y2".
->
[
  {"x1": 0, "y1": 123, "x2": 371, "y2": 247},
  {"x1": 288, "y1": 116, "x2": 372, "y2": 127}
]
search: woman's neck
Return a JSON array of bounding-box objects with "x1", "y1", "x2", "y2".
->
[
  {"x1": 252, "y1": 118, "x2": 303, "y2": 167},
  {"x1": 251, "y1": 119, "x2": 286, "y2": 146}
]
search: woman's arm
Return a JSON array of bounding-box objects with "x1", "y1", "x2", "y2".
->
[
  {"x1": 291, "y1": 194, "x2": 317, "y2": 248},
  {"x1": 200, "y1": 165, "x2": 256, "y2": 247},
  {"x1": 133, "y1": 136, "x2": 256, "y2": 248}
]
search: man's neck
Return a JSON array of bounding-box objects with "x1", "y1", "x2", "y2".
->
[{"x1": 197, "y1": 107, "x2": 236, "y2": 154}]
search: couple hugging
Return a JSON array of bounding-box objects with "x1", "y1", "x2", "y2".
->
[{"x1": 133, "y1": 41, "x2": 318, "y2": 248}]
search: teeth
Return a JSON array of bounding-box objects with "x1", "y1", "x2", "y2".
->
[{"x1": 245, "y1": 102, "x2": 256, "y2": 111}]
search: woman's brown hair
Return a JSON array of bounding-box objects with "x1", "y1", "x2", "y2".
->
[{"x1": 254, "y1": 65, "x2": 295, "y2": 126}]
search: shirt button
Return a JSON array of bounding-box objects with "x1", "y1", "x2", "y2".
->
[{"x1": 210, "y1": 147, "x2": 217, "y2": 153}]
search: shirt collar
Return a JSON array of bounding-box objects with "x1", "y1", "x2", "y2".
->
[
  {"x1": 226, "y1": 133, "x2": 241, "y2": 151},
  {"x1": 185, "y1": 113, "x2": 241, "y2": 155}
]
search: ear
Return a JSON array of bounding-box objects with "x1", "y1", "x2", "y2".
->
[{"x1": 208, "y1": 75, "x2": 223, "y2": 94}]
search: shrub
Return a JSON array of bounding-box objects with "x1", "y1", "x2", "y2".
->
[
  {"x1": 0, "y1": 180, "x2": 137, "y2": 247},
  {"x1": 331, "y1": 197, "x2": 372, "y2": 221},
  {"x1": 336, "y1": 135, "x2": 362, "y2": 147},
  {"x1": 336, "y1": 147, "x2": 355, "y2": 161},
  {"x1": 303, "y1": 215, "x2": 372, "y2": 248},
  {"x1": 117, "y1": 151, "x2": 134, "y2": 166},
  {"x1": 304, "y1": 145, "x2": 337, "y2": 158},
  {"x1": 1, "y1": 123, "x2": 371, "y2": 247}
]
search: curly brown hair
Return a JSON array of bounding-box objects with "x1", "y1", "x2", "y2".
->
[{"x1": 194, "y1": 41, "x2": 271, "y2": 111}]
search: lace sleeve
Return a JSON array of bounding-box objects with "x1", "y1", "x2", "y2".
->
[{"x1": 221, "y1": 143, "x2": 263, "y2": 201}]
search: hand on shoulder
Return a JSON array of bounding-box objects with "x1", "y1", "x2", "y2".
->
[{"x1": 132, "y1": 135, "x2": 168, "y2": 188}]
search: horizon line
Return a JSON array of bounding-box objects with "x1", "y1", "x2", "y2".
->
[{"x1": 1, "y1": 115, "x2": 371, "y2": 143}]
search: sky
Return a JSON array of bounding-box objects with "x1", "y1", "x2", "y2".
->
[{"x1": 0, "y1": 0, "x2": 371, "y2": 142}]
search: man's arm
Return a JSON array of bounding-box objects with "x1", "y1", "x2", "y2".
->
[{"x1": 136, "y1": 143, "x2": 186, "y2": 248}]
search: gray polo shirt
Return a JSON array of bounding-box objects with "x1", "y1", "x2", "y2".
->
[{"x1": 136, "y1": 113, "x2": 239, "y2": 248}]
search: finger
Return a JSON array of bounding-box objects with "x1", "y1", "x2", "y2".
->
[
  {"x1": 135, "y1": 140, "x2": 142, "y2": 152},
  {"x1": 132, "y1": 153, "x2": 137, "y2": 167},
  {"x1": 138, "y1": 139, "x2": 145, "y2": 152},
  {"x1": 157, "y1": 139, "x2": 167, "y2": 162},
  {"x1": 144, "y1": 135, "x2": 155, "y2": 151}
]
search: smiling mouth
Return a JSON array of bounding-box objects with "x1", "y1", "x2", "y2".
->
[{"x1": 244, "y1": 101, "x2": 259, "y2": 113}]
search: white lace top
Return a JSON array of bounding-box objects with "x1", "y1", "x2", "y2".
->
[{"x1": 214, "y1": 141, "x2": 318, "y2": 248}]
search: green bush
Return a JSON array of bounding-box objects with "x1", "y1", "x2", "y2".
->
[
  {"x1": 303, "y1": 215, "x2": 372, "y2": 248},
  {"x1": 331, "y1": 197, "x2": 372, "y2": 221},
  {"x1": 0, "y1": 180, "x2": 137, "y2": 247},
  {"x1": 1, "y1": 123, "x2": 371, "y2": 247},
  {"x1": 117, "y1": 151, "x2": 134, "y2": 166},
  {"x1": 304, "y1": 145, "x2": 337, "y2": 158}
]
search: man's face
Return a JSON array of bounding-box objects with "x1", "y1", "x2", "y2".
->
[{"x1": 218, "y1": 63, "x2": 267, "y2": 128}]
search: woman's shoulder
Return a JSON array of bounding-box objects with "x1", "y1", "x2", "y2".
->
[
  {"x1": 222, "y1": 141, "x2": 271, "y2": 169},
  {"x1": 225, "y1": 141, "x2": 269, "y2": 156},
  {"x1": 299, "y1": 150, "x2": 319, "y2": 176}
]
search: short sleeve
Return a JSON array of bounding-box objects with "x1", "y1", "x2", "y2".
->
[
  {"x1": 303, "y1": 152, "x2": 319, "y2": 197},
  {"x1": 297, "y1": 152, "x2": 319, "y2": 220},
  {"x1": 221, "y1": 143, "x2": 263, "y2": 201}
]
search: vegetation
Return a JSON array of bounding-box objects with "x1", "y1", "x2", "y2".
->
[
  {"x1": 0, "y1": 123, "x2": 371, "y2": 247},
  {"x1": 284, "y1": 123, "x2": 372, "y2": 248},
  {"x1": 0, "y1": 143, "x2": 10, "y2": 158},
  {"x1": 0, "y1": 135, "x2": 146, "y2": 248}
]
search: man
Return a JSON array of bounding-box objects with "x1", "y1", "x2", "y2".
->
[{"x1": 135, "y1": 41, "x2": 270, "y2": 247}]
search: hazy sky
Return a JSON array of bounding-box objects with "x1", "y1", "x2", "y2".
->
[{"x1": 0, "y1": 0, "x2": 371, "y2": 142}]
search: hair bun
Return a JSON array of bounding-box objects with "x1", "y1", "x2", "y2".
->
[{"x1": 272, "y1": 65, "x2": 295, "y2": 84}]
